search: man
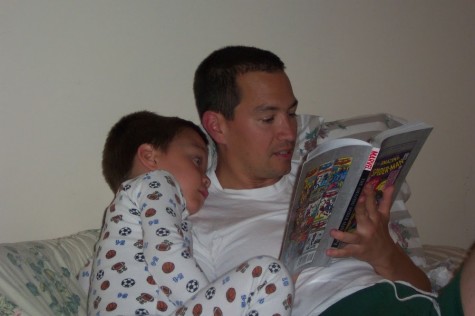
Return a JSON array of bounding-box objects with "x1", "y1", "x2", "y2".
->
[{"x1": 189, "y1": 45, "x2": 468, "y2": 315}]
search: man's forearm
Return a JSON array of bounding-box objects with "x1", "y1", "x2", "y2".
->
[{"x1": 373, "y1": 244, "x2": 431, "y2": 292}]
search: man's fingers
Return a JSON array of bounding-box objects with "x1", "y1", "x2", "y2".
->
[
  {"x1": 378, "y1": 185, "x2": 395, "y2": 218},
  {"x1": 330, "y1": 229, "x2": 361, "y2": 245}
]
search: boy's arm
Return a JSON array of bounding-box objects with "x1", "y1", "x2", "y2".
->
[
  {"x1": 327, "y1": 184, "x2": 431, "y2": 291},
  {"x1": 139, "y1": 171, "x2": 209, "y2": 305}
]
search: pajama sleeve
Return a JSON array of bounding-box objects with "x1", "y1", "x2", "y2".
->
[{"x1": 136, "y1": 171, "x2": 209, "y2": 307}]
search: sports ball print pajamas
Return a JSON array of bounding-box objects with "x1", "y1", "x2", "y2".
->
[{"x1": 88, "y1": 170, "x2": 294, "y2": 315}]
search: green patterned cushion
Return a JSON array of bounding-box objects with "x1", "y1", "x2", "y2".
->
[{"x1": 0, "y1": 229, "x2": 99, "y2": 316}]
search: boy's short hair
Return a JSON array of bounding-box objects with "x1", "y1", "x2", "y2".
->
[
  {"x1": 193, "y1": 45, "x2": 285, "y2": 120},
  {"x1": 102, "y1": 110, "x2": 208, "y2": 192}
]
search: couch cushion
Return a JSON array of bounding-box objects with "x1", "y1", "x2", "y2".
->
[{"x1": 0, "y1": 229, "x2": 99, "y2": 316}]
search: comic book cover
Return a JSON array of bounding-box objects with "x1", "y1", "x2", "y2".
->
[{"x1": 280, "y1": 120, "x2": 432, "y2": 274}]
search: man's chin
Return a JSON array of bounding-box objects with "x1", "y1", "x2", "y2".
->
[{"x1": 271, "y1": 164, "x2": 292, "y2": 178}]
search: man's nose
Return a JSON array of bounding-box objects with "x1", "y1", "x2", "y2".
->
[{"x1": 277, "y1": 117, "x2": 297, "y2": 142}]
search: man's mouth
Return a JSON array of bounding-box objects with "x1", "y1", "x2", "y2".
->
[{"x1": 274, "y1": 147, "x2": 294, "y2": 159}]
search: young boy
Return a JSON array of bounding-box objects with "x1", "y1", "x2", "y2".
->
[{"x1": 86, "y1": 111, "x2": 294, "y2": 316}]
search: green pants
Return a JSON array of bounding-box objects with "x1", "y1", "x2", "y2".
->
[{"x1": 321, "y1": 271, "x2": 462, "y2": 316}]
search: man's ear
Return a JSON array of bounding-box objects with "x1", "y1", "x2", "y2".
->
[
  {"x1": 202, "y1": 111, "x2": 227, "y2": 144},
  {"x1": 136, "y1": 143, "x2": 160, "y2": 171}
]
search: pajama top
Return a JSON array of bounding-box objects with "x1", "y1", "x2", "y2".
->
[{"x1": 87, "y1": 170, "x2": 294, "y2": 316}]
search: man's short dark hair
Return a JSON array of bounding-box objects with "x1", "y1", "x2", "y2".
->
[
  {"x1": 102, "y1": 110, "x2": 208, "y2": 192},
  {"x1": 193, "y1": 45, "x2": 285, "y2": 120}
]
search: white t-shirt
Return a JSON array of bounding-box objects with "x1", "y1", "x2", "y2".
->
[{"x1": 190, "y1": 161, "x2": 384, "y2": 315}]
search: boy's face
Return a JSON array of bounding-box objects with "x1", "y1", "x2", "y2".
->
[{"x1": 156, "y1": 128, "x2": 210, "y2": 214}]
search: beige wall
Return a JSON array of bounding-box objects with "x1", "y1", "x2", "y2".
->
[{"x1": 1, "y1": 1, "x2": 474, "y2": 248}]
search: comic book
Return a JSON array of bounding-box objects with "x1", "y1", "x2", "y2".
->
[{"x1": 279, "y1": 118, "x2": 432, "y2": 274}]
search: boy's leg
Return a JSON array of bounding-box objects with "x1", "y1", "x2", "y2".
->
[{"x1": 177, "y1": 256, "x2": 294, "y2": 315}]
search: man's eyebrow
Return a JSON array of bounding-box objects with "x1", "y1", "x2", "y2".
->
[{"x1": 254, "y1": 99, "x2": 299, "y2": 112}]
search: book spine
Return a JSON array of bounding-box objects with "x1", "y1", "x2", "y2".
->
[{"x1": 331, "y1": 148, "x2": 380, "y2": 248}]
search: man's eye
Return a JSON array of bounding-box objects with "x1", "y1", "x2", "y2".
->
[
  {"x1": 289, "y1": 112, "x2": 297, "y2": 118},
  {"x1": 261, "y1": 117, "x2": 274, "y2": 123}
]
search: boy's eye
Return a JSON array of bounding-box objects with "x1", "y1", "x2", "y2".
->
[{"x1": 192, "y1": 157, "x2": 202, "y2": 166}]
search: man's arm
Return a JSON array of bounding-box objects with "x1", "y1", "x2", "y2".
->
[{"x1": 326, "y1": 184, "x2": 431, "y2": 291}]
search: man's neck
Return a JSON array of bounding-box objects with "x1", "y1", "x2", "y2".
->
[{"x1": 214, "y1": 160, "x2": 282, "y2": 189}]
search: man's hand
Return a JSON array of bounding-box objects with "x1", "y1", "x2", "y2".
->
[
  {"x1": 326, "y1": 183, "x2": 431, "y2": 291},
  {"x1": 326, "y1": 183, "x2": 395, "y2": 265}
]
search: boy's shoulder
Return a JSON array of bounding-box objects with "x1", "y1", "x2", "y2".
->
[{"x1": 123, "y1": 170, "x2": 179, "y2": 189}]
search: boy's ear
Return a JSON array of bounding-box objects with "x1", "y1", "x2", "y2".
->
[
  {"x1": 202, "y1": 111, "x2": 227, "y2": 144},
  {"x1": 136, "y1": 143, "x2": 160, "y2": 170}
]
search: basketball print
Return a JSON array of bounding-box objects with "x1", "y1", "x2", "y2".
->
[
  {"x1": 156, "y1": 300, "x2": 168, "y2": 312},
  {"x1": 265, "y1": 283, "x2": 277, "y2": 294},
  {"x1": 252, "y1": 265, "x2": 262, "y2": 277},
  {"x1": 192, "y1": 303, "x2": 203, "y2": 316},
  {"x1": 213, "y1": 306, "x2": 223, "y2": 316},
  {"x1": 162, "y1": 262, "x2": 175, "y2": 273},
  {"x1": 226, "y1": 287, "x2": 236, "y2": 302}
]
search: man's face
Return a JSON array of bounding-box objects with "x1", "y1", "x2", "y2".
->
[{"x1": 220, "y1": 71, "x2": 298, "y2": 187}]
